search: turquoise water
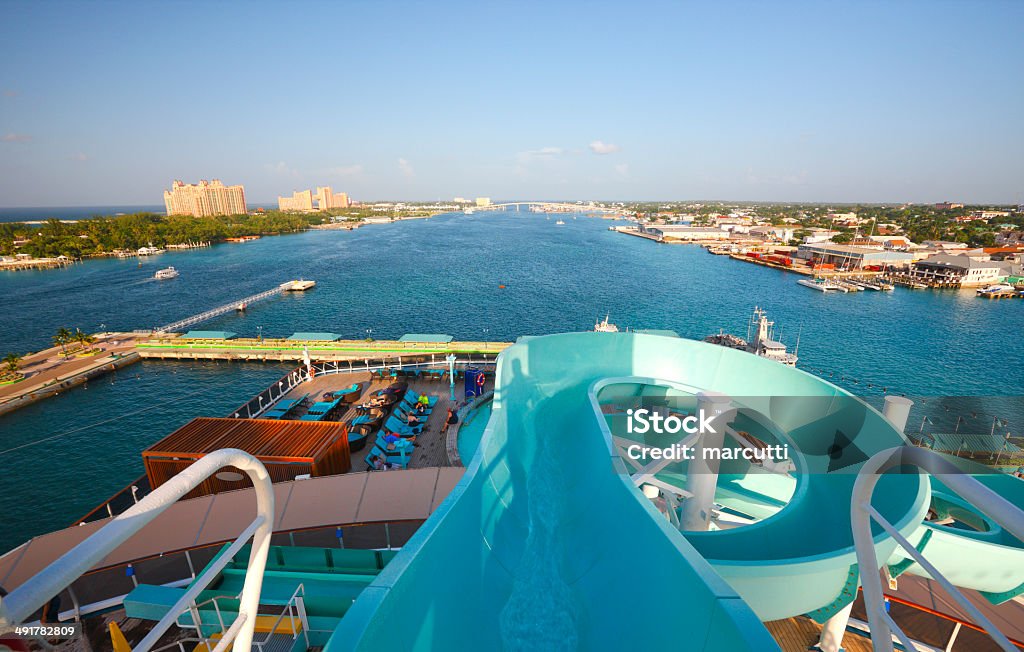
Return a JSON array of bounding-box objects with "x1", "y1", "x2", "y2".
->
[{"x1": 1, "y1": 211, "x2": 1022, "y2": 554}]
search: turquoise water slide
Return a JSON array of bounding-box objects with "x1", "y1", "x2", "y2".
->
[{"x1": 325, "y1": 332, "x2": 933, "y2": 649}]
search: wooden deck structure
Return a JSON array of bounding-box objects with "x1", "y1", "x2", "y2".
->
[{"x1": 143, "y1": 418, "x2": 352, "y2": 498}]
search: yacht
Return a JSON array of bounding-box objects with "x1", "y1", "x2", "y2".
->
[
  {"x1": 977, "y1": 283, "x2": 1015, "y2": 297},
  {"x1": 797, "y1": 278, "x2": 848, "y2": 292},
  {"x1": 154, "y1": 266, "x2": 179, "y2": 280}
]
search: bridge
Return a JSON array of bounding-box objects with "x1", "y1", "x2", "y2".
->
[{"x1": 467, "y1": 201, "x2": 623, "y2": 214}]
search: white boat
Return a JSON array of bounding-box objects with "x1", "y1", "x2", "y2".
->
[
  {"x1": 154, "y1": 266, "x2": 178, "y2": 280},
  {"x1": 555, "y1": 219, "x2": 566, "y2": 226},
  {"x1": 594, "y1": 315, "x2": 619, "y2": 332},
  {"x1": 138, "y1": 246, "x2": 165, "y2": 256},
  {"x1": 798, "y1": 278, "x2": 848, "y2": 293},
  {"x1": 705, "y1": 306, "x2": 798, "y2": 366},
  {"x1": 977, "y1": 283, "x2": 1015, "y2": 296}
]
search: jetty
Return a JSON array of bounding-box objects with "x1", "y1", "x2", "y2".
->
[{"x1": 154, "y1": 280, "x2": 315, "y2": 333}]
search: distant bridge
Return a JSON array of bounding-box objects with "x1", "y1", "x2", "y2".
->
[{"x1": 469, "y1": 201, "x2": 622, "y2": 214}]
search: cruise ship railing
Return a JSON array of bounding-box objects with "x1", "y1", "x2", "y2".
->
[
  {"x1": 852, "y1": 446, "x2": 1024, "y2": 652},
  {"x1": 0, "y1": 449, "x2": 275, "y2": 652}
]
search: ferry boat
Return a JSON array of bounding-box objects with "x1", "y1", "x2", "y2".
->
[
  {"x1": 593, "y1": 314, "x2": 619, "y2": 332},
  {"x1": 154, "y1": 266, "x2": 179, "y2": 280},
  {"x1": 705, "y1": 306, "x2": 798, "y2": 366}
]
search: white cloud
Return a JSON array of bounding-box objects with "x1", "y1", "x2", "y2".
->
[
  {"x1": 2, "y1": 132, "x2": 31, "y2": 143},
  {"x1": 325, "y1": 164, "x2": 364, "y2": 177},
  {"x1": 589, "y1": 140, "x2": 620, "y2": 155},
  {"x1": 520, "y1": 146, "x2": 564, "y2": 160},
  {"x1": 398, "y1": 158, "x2": 415, "y2": 178},
  {"x1": 265, "y1": 161, "x2": 300, "y2": 178}
]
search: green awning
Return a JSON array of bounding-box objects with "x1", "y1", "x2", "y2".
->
[
  {"x1": 183, "y1": 330, "x2": 237, "y2": 339},
  {"x1": 399, "y1": 334, "x2": 454, "y2": 343},
  {"x1": 288, "y1": 332, "x2": 342, "y2": 341}
]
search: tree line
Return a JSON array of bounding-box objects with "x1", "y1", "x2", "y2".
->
[{"x1": 0, "y1": 211, "x2": 329, "y2": 259}]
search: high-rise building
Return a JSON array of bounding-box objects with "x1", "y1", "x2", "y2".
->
[
  {"x1": 164, "y1": 179, "x2": 247, "y2": 217},
  {"x1": 475, "y1": 197, "x2": 492, "y2": 207},
  {"x1": 314, "y1": 186, "x2": 350, "y2": 210},
  {"x1": 278, "y1": 189, "x2": 314, "y2": 211}
]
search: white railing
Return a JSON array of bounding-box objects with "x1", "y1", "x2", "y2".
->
[
  {"x1": 252, "y1": 584, "x2": 308, "y2": 652},
  {"x1": 0, "y1": 449, "x2": 275, "y2": 652},
  {"x1": 155, "y1": 285, "x2": 287, "y2": 333},
  {"x1": 852, "y1": 446, "x2": 1024, "y2": 652}
]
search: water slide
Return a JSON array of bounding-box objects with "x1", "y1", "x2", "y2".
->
[{"x1": 323, "y1": 332, "x2": 1014, "y2": 650}]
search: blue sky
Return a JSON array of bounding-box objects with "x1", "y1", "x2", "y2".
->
[{"x1": 1, "y1": 1, "x2": 1022, "y2": 205}]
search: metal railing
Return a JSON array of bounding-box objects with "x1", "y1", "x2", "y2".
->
[
  {"x1": 155, "y1": 285, "x2": 287, "y2": 334},
  {"x1": 0, "y1": 449, "x2": 276, "y2": 652},
  {"x1": 252, "y1": 584, "x2": 308, "y2": 652},
  {"x1": 852, "y1": 446, "x2": 1024, "y2": 652}
]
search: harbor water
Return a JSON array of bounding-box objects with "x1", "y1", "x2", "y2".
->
[{"x1": 1, "y1": 210, "x2": 1022, "y2": 553}]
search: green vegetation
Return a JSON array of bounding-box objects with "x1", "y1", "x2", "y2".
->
[
  {"x1": 0, "y1": 211, "x2": 329, "y2": 259},
  {"x1": 2, "y1": 352, "x2": 22, "y2": 377}
]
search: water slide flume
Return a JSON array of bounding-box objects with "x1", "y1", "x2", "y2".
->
[{"x1": 326, "y1": 333, "x2": 932, "y2": 650}]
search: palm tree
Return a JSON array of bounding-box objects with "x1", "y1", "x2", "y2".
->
[
  {"x1": 73, "y1": 329, "x2": 96, "y2": 352},
  {"x1": 2, "y1": 352, "x2": 21, "y2": 376},
  {"x1": 53, "y1": 327, "x2": 72, "y2": 358}
]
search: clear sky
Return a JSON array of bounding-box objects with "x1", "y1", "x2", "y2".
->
[{"x1": 1, "y1": 0, "x2": 1022, "y2": 206}]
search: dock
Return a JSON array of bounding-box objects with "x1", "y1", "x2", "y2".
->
[
  {"x1": 136, "y1": 336, "x2": 510, "y2": 362},
  {"x1": 154, "y1": 280, "x2": 314, "y2": 333}
]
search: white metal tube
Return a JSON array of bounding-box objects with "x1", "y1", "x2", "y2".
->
[
  {"x1": 852, "y1": 446, "x2": 1024, "y2": 652},
  {"x1": 680, "y1": 391, "x2": 733, "y2": 531},
  {"x1": 0, "y1": 448, "x2": 274, "y2": 652}
]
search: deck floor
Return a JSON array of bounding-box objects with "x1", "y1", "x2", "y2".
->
[
  {"x1": 764, "y1": 617, "x2": 874, "y2": 652},
  {"x1": 276, "y1": 370, "x2": 492, "y2": 470}
]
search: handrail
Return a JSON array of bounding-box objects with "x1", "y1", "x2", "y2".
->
[
  {"x1": 852, "y1": 446, "x2": 1024, "y2": 652},
  {"x1": 0, "y1": 449, "x2": 275, "y2": 652},
  {"x1": 253, "y1": 583, "x2": 308, "y2": 652}
]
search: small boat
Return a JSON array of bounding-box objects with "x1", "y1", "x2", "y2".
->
[
  {"x1": 555, "y1": 219, "x2": 566, "y2": 226},
  {"x1": 154, "y1": 266, "x2": 179, "y2": 280},
  {"x1": 236, "y1": 302, "x2": 247, "y2": 311},
  {"x1": 594, "y1": 315, "x2": 620, "y2": 332},
  {"x1": 797, "y1": 278, "x2": 847, "y2": 293},
  {"x1": 977, "y1": 283, "x2": 1015, "y2": 297}
]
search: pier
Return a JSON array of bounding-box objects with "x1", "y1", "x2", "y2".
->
[
  {"x1": 136, "y1": 336, "x2": 510, "y2": 362},
  {"x1": 154, "y1": 281, "x2": 311, "y2": 333}
]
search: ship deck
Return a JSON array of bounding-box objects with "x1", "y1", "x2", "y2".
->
[{"x1": 273, "y1": 369, "x2": 492, "y2": 469}]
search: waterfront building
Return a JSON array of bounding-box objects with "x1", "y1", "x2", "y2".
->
[
  {"x1": 644, "y1": 225, "x2": 731, "y2": 242},
  {"x1": 796, "y1": 242, "x2": 915, "y2": 269},
  {"x1": 748, "y1": 226, "x2": 796, "y2": 242},
  {"x1": 910, "y1": 252, "x2": 1016, "y2": 287},
  {"x1": 163, "y1": 179, "x2": 247, "y2": 217},
  {"x1": 475, "y1": 197, "x2": 491, "y2": 207},
  {"x1": 279, "y1": 189, "x2": 314, "y2": 212},
  {"x1": 314, "y1": 186, "x2": 350, "y2": 210}
]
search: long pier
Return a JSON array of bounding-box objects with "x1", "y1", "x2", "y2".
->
[
  {"x1": 155, "y1": 283, "x2": 294, "y2": 333},
  {"x1": 136, "y1": 336, "x2": 510, "y2": 362}
]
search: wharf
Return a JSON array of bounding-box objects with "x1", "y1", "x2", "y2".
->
[
  {"x1": 0, "y1": 333, "x2": 144, "y2": 417},
  {"x1": 136, "y1": 336, "x2": 510, "y2": 362}
]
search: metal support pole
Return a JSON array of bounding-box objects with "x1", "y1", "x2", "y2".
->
[{"x1": 680, "y1": 392, "x2": 734, "y2": 531}]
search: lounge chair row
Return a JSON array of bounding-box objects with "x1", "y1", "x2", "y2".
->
[{"x1": 262, "y1": 393, "x2": 309, "y2": 420}]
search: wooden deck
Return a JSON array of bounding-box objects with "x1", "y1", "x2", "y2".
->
[
  {"x1": 764, "y1": 617, "x2": 874, "y2": 652},
  {"x1": 276, "y1": 370, "x2": 492, "y2": 470}
]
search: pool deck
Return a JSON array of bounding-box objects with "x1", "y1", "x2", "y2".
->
[{"x1": 272, "y1": 370, "x2": 493, "y2": 469}]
